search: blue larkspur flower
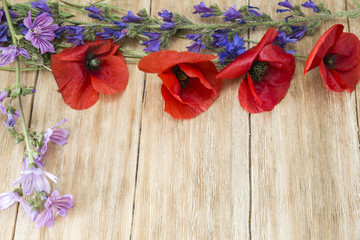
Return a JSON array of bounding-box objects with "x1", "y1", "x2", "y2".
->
[
  {"x1": 223, "y1": 6, "x2": 242, "y2": 21},
  {"x1": 247, "y1": 6, "x2": 262, "y2": 17},
  {"x1": 142, "y1": 32, "x2": 162, "y2": 52},
  {"x1": 85, "y1": 4, "x2": 105, "y2": 21},
  {"x1": 121, "y1": 11, "x2": 142, "y2": 23},
  {"x1": 30, "y1": 0, "x2": 50, "y2": 12},
  {"x1": 301, "y1": 0, "x2": 319, "y2": 12},
  {"x1": 186, "y1": 34, "x2": 205, "y2": 53},
  {"x1": 193, "y1": 2, "x2": 215, "y2": 18},
  {"x1": 277, "y1": 0, "x2": 294, "y2": 13},
  {"x1": 0, "y1": 24, "x2": 8, "y2": 42},
  {"x1": 218, "y1": 34, "x2": 246, "y2": 65}
]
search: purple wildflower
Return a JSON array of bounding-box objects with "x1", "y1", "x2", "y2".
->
[
  {"x1": 158, "y1": 9, "x2": 173, "y2": 22},
  {"x1": 301, "y1": 0, "x2": 319, "y2": 12},
  {"x1": 0, "y1": 191, "x2": 39, "y2": 220},
  {"x1": 186, "y1": 34, "x2": 205, "y2": 53},
  {"x1": 0, "y1": 90, "x2": 7, "y2": 115},
  {"x1": 23, "y1": 10, "x2": 58, "y2": 54},
  {"x1": 37, "y1": 190, "x2": 74, "y2": 228},
  {"x1": 161, "y1": 22, "x2": 176, "y2": 30},
  {"x1": 0, "y1": 45, "x2": 30, "y2": 66},
  {"x1": 289, "y1": 26, "x2": 307, "y2": 40},
  {"x1": 97, "y1": 21, "x2": 128, "y2": 41},
  {"x1": 277, "y1": 0, "x2": 294, "y2": 12},
  {"x1": 223, "y1": 6, "x2": 242, "y2": 21},
  {"x1": 0, "y1": 9, "x2": 18, "y2": 24},
  {"x1": 0, "y1": 24, "x2": 8, "y2": 42},
  {"x1": 40, "y1": 118, "x2": 69, "y2": 155},
  {"x1": 142, "y1": 32, "x2": 162, "y2": 52},
  {"x1": 4, "y1": 111, "x2": 20, "y2": 128},
  {"x1": 22, "y1": 154, "x2": 44, "y2": 170},
  {"x1": 85, "y1": 4, "x2": 105, "y2": 21},
  {"x1": 247, "y1": 6, "x2": 262, "y2": 17},
  {"x1": 193, "y1": 2, "x2": 215, "y2": 17},
  {"x1": 0, "y1": 192, "x2": 21, "y2": 210},
  {"x1": 121, "y1": 11, "x2": 142, "y2": 23},
  {"x1": 212, "y1": 29, "x2": 232, "y2": 48},
  {"x1": 65, "y1": 26, "x2": 84, "y2": 46},
  {"x1": 12, "y1": 167, "x2": 57, "y2": 195},
  {"x1": 30, "y1": 0, "x2": 51, "y2": 12}
]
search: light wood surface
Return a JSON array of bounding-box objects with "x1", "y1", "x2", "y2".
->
[{"x1": 1, "y1": 0, "x2": 360, "y2": 239}]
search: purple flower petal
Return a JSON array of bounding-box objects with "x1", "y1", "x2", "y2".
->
[{"x1": 37, "y1": 208, "x2": 54, "y2": 228}]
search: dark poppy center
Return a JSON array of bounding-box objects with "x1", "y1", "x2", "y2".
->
[
  {"x1": 172, "y1": 65, "x2": 189, "y2": 89},
  {"x1": 249, "y1": 61, "x2": 268, "y2": 82},
  {"x1": 323, "y1": 54, "x2": 337, "y2": 69},
  {"x1": 85, "y1": 53, "x2": 101, "y2": 71}
]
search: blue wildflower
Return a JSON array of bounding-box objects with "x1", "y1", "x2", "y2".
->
[
  {"x1": 218, "y1": 34, "x2": 246, "y2": 65},
  {"x1": 277, "y1": 0, "x2": 294, "y2": 13},
  {"x1": 97, "y1": 21, "x2": 128, "y2": 40},
  {"x1": 158, "y1": 9, "x2": 173, "y2": 22},
  {"x1": 193, "y1": 2, "x2": 215, "y2": 17},
  {"x1": 65, "y1": 26, "x2": 84, "y2": 46},
  {"x1": 223, "y1": 6, "x2": 242, "y2": 21},
  {"x1": 54, "y1": 26, "x2": 66, "y2": 39},
  {"x1": 301, "y1": 0, "x2": 319, "y2": 12},
  {"x1": 30, "y1": 0, "x2": 50, "y2": 12},
  {"x1": 212, "y1": 29, "x2": 232, "y2": 48},
  {"x1": 289, "y1": 26, "x2": 307, "y2": 40},
  {"x1": 0, "y1": 24, "x2": 8, "y2": 42},
  {"x1": 85, "y1": 4, "x2": 105, "y2": 21},
  {"x1": 0, "y1": 9, "x2": 18, "y2": 24},
  {"x1": 247, "y1": 6, "x2": 262, "y2": 17},
  {"x1": 186, "y1": 34, "x2": 205, "y2": 53},
  {"x1": 121, "y1": 11, "x2": 142, "y2": 23},
  {"x1": 273, "y1": 30, "x2": 297, "y2": 50},
  {"x1": 142, "y1": 32, "x2": 162, "y2": 52}
]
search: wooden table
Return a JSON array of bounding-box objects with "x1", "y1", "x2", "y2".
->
[{"x1": 1, "y1": 0, "x2": 359, "y2": 239}]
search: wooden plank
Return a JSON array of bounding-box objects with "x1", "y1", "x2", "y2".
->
[
  {"x1": 249, "y1": 0, "x2": 360, "y2": 239},
  {"x1": 0, "y1": 68, "x2": 37, "y2": 240},
  {"x1": 12, "y1": 0, "x2": 150, "y2": 239},
  {"x1": 131, "y1": 0, "x2": 250, "y2": 239}
]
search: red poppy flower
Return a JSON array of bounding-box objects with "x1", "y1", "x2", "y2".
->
[
  {"x1": 304, "y1": 24, "x2": 360, "y2": 92},
  {"x1": 138, "y1": 50, "x2": 222, "y2": 119},
  {"x1": 216, "y1": 28, "x2": 296, "y2": 113},
  {"x1": 51, "y1": 39, "x2": 129, "y2": 110}
]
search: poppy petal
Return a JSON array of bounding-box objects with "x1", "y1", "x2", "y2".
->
[
  {"x1": 216, "y1": 27, "x2": 278, "y2": 80},
  {"x1": 239, "y1": 73, "x2": 291, "y2": 113},
  {"x1": 319, "y1": 61, "x2": 347, "y2": 92},
  {"x1": 180, "y1": 77, "x2": 216, "y2": 106},
  {"x1": 138, "y1": 50, "x2": 216, "y2": 73},
  {"x1": 190, "y1": 61, "x2": 222, "y2": 93},
  {"x1": 90, "y1": 55, "x2": 129, "y2": 95},
  {"x1": 304, "y1": 24, "x2": 344, "y2": 74},
  {"x1": 158, "y1": 72, "x2": 182, "y2": 101},
  {"x1": 51, "y1": 55, "x2": 99, "y2": 110},
  {"x1": 329, "y1": 33, "x2": 360, "y2": 72},
  {"x1": 258, "y1": 45, "x2": 296, "y2": 86},
  {"x1": 161, "y1": 85, "x2": 212, "y2": 119},
  {"x1": 337, "y1": 61, "x2": 360, "y2": 92}
]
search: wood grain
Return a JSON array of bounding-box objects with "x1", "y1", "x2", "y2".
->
[
  {"x1": 131, "y1": 0, "x2": 250, "y2": 239},
  {"x1": 249, "y1": 0, "x2": 360, "y2": 239},
  {"x1": 10, "y1": 1, "x2": 150, "y2": 239}
]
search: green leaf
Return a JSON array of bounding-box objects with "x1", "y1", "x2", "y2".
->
[
  {"x1": 354, "y1": 0, "x2": 360, "y2": 9},
  {"x1": 59, "y1": 11, "x2": 75, "y2": 18}
]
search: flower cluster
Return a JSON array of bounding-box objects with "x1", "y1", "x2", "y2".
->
[{"x1": 0, "y1": 117, "x2": 74, "y2": 228}]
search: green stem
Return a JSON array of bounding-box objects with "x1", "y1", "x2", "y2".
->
[
  {"x1": 293, "y1": 54, "x2": 308, "y2": 59},
  {"x1": 2, "y1": 0, "x2": 34, "y2": 164},
  {"x1": 2, "y1": 0, "x2": 17, "y2": 43},
  {"x1": 0, "y1": 66, "x2": 48, "y2": 71},
  {"x1": 60, "y1": 3, "x2": 89, "y2": 13},
  {"x1": 120, "y1": 48, "x2": 147, "y2": 56},
  {"x1": 61, "y1": 9, "x2": 360, "y2": 29},
  {"x1": 123, "y1": 54, "x2": 144, "y2": 58}
]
